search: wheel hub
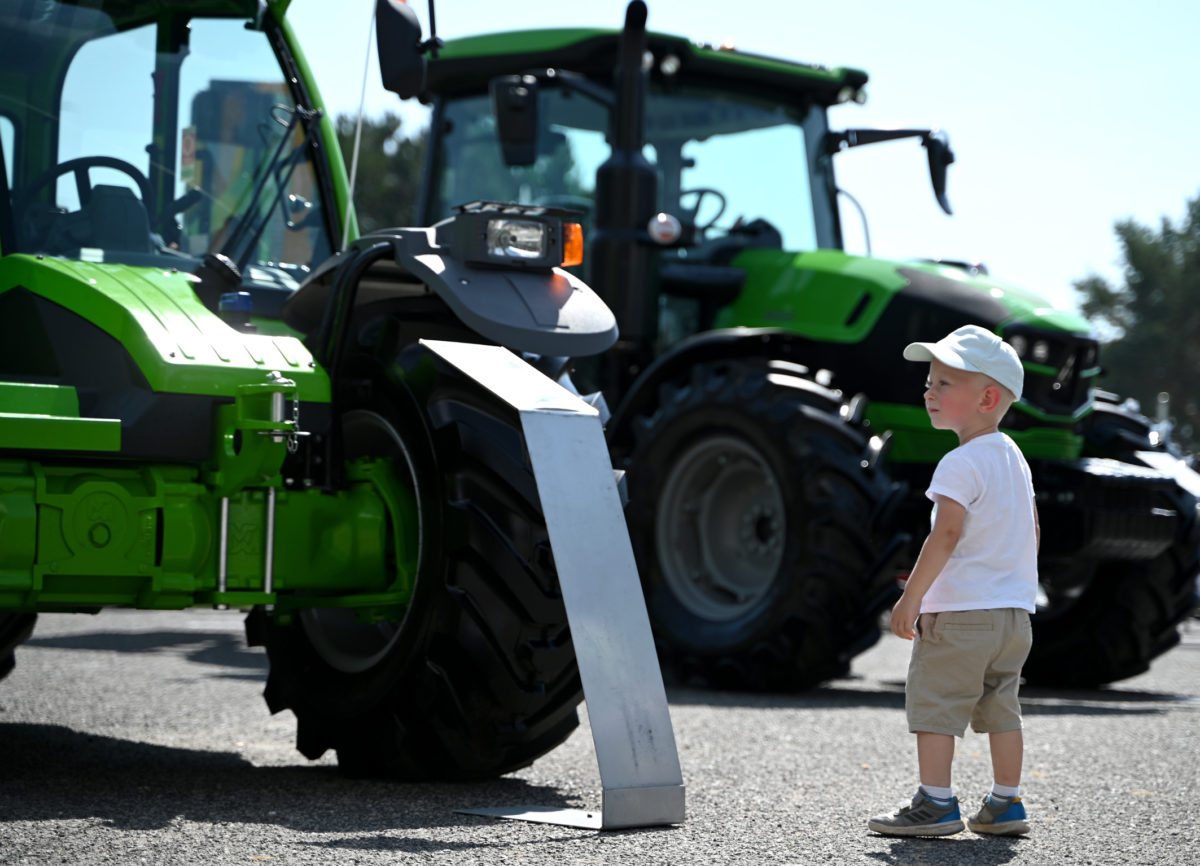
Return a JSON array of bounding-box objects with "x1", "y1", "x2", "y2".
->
[{"x1": 655, "y1": 434, "x2": 786, "y2": 622}]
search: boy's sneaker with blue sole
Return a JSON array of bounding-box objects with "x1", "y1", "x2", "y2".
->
[
  {"x1": 867, "y1": 790, "x2": 964, "y2": 837},
  {"x1": 968, "y1": 794, "x2": 1030, "y2": 835}
]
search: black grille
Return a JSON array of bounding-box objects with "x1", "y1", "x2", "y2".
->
[{"x1": 1001, "y1": 325, "x2": 1098, "y2": 420}]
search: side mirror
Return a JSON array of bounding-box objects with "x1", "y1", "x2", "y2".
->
[
  {"x1": 490, "y1": 74, "x2": 540, "y2": 167},
  {"x1": 923, "y1": 131, "x2": 955, "y2": 216},
  {"x1": 376, "y1": 0, "x2": 426, "y2": 99}
]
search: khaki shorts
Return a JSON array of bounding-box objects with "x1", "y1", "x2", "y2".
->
[{"x1": 906, "y1": 608, "x2": 1032, "y2": 737}]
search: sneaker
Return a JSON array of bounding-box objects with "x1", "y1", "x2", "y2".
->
[
  {"x1": 868, "y1": 790, "x2": 964, "y2": 837},
  {"x1": 968, "y1": 794, "x2": 1030, "y2": 836}
]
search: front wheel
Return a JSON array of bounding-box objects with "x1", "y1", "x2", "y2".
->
[
  {"x1": 0, "y1": 613, "x2": 36, "y2": 683},
  {"x1": 624, "y1": 359, "x2": 901, "y2": 691},
  {"x1": 1025, "y1": 544, "x2": 1198, "y2": 687},
  {"x1": 1024, "y1": 399, "x2": 1200, "y2": 686},
  {"x1": 251, "y1": 353, "x2": 581, "y2": 779}
]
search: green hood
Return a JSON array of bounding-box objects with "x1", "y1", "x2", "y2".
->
[{"x1": 3, "y1": 255, "x2": 328, "y2": 400}]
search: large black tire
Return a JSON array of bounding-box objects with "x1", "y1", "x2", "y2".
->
[
  {"x1": 1023, "y1": 398, "x2": 1200, "y2": 687},
  {"x1": 624, "y1": 358, "x2": 902, "y2": 691},
  {"x1": 249, "y1": 351, "x2": 581, "y2": 779},
  {"x1": 0, "y1": 613, "x2": 36, "y2": 683},
  {"x1": 1025, "y1": 544, "x2": 1197, "y2": 687}
]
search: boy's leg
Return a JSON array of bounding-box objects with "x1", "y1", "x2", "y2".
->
[
  {"x1": 989, "y1": 729, "x2": 1023, "y2": 788},
  {"x1": 868, "y1": 737, "x2": 964, "y2": 839},
  {"x1": 967, "y1": 610, "x2": 1032, "y2": 836},
  {"x1": 917, "y1": 731, "x2": 955, "y2": 789}
]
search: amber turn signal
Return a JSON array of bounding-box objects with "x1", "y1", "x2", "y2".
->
[{"x1": 561, "y1": 222, "x2": 583, "y2": 268}]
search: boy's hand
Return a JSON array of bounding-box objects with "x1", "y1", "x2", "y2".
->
[{"x1": 890, "y1": 594, "x2": 921, "y2": 640}]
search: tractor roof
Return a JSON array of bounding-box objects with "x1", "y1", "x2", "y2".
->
[{"x1": 426, "y1": 27, "x2": 869, "y2": 106}]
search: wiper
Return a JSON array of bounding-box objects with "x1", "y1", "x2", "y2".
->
[{"x1": 218, "y1": 104, "x2": 322, "y2": 273}]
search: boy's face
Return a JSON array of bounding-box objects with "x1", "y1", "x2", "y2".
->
[{"x1": 923, "y1": 359, "x2": 994, "y2": 435}]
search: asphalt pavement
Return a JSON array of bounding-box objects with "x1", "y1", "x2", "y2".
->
[{"x1": 1, "y1": 608, "x2": 1197, "y2": 865}]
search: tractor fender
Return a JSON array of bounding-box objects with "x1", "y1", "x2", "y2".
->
[
  {"x1": 283, "y1": 228, "x2": 618, "y2": 359},
  {"x1": 606, "y1": 327, "x2": 841, "y2": 456}
]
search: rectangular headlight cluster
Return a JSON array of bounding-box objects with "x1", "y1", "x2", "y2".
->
[{"x1": 441, "y1": 200, "x2": 583, "y2": 270}]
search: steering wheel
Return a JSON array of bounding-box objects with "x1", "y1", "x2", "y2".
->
[
  {"x1": 679, "y1": 187, "x2": 728, "y2": 233},
  {"x1": 14, "y1": 156, "x2": 155, "y2": 241}
]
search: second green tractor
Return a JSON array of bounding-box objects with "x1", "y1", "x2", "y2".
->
[{"x1": 393, "y1": 0, "x2": 1199, "y2": 689}]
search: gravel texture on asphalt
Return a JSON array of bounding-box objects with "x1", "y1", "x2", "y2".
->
[{"x1": 1, "y1": 609, "x2": 1197, "y2": 865}]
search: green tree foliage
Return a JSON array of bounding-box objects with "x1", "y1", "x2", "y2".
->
[
  {"x1": 1074, "y1": 193, "x2": 1200, "y2": 453},
  {"x1": 335, "y1": 113, "x2": 427, "y2": 233}
]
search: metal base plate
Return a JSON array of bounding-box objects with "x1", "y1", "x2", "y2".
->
[{"x1": 457, "y1": 806, "x2": 604, "y2": 830}]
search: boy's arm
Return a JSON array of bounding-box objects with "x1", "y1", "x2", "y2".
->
[{"x1": 890, "y1": 494, "x2": 967, "y2": 640}]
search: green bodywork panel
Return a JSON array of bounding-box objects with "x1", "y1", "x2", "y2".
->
[
  {"x1": 438, "y1": 27, "x2": 867, "y2": 89},
  {"x1": 0, "y1": 382, "x2": 121, "y2": 452},
  {"x1": 1, "y1": 256, "x2": 329, "y2": 401},
  {"x1": 0, "y1": 456, "x2": 416, "y2": 616},
  {"x1": 713, "y1": 247, "x2": 1093, "y2": 463},
  {"x1": 439, "y1": 28, "x2": 623, "y2": 59},
  {"x1": 716, "y1": 248, "x2": 1092, "y2": 339},
  {"x1": 714, "y1": 248, "x2": 909, "y2": 342},
  {"x1": 864, "y1": 403, "x2": 1083, "y2": 463}
]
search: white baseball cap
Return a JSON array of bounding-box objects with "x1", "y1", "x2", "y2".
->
[{"x1": 903, "y1": 324, "x2": 1024, "y2": 399}]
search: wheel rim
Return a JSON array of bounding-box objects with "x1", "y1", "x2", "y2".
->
[
  {"x1": 655, "y1": 434, "x2": 786, "y2": 621},
  {"x1": 300, "y1": 409, "x2": 422, "y2": 674}
]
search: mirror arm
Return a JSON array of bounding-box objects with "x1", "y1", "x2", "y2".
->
[
  {"x1": 826, "y1": 127, "x2": 938, "y2": 153},
  {"x1": 826, "y1": 127, "x2": 956, "y2": 216}
]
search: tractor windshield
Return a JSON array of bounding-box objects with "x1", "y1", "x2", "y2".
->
[
  {"x1": 0, "y1": 2, "x2": 333, "y2": 289},
  {"x1": 428, "y1": 83, "x2": 836, "y2": 254}
]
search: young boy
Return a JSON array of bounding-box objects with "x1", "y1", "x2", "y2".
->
[{"x1": 868, "y1": 324, "x2": 1039, "y2": 838}]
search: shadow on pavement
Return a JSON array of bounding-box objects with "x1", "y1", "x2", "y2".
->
[
  {"x1": 865, "y1": 836, "x2": 1024, "y2": 865},
  {"x1": 0, "y1": 722, "x2": 574, "y2": 835},
  {"x1": 24, "y1": 630, "x2": 266, "y2": 678},
  {"x1": 666, "y1": 679, "x2": 1189, "y2": 718}
]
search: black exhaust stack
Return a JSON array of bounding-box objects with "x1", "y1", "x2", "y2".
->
[{"x1": 590, "y1": 1, "x2": 659, "y2": 396}]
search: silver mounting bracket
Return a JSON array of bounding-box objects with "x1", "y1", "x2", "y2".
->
[{"x1": 421, "y1": 340, "x2": 685, "y2": 831}]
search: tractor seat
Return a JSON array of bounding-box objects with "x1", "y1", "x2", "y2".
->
[{"x1": 82, "y1": 184, "x2": 154, "y2": 253}]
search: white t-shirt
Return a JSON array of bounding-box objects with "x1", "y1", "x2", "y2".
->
[{"x1": 921, "y1": 432, "x2": 1038, "y2": 613}]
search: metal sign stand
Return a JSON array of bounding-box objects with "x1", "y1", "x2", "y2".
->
[{"x1": 423, "y1": 340, "x2": 685, "y2": 830}]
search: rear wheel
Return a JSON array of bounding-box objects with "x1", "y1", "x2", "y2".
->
[
  {"x1": 251, "y1": 352, "x2": 581, "y2": 779},
  {"x1": 624, "y1": 359, "x2": 900, "y2": 690}
]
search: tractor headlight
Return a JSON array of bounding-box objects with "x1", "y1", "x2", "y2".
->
[
  {"x1": 441, "y1": 200, "x2": 584, "y2": 270},
  {"x1": 1008, "y1": 335, "x2": 1028, "y2": 358},
  {"x1": 486, "y1": 219, "x2": 547, "y2": 260},
  {"x1": 1031, "y1": 340, "x2": 1051, "y2": 364}
]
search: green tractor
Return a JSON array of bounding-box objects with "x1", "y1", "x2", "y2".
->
[
  {"x1": 0, "y1": 0, "x2": 643, "y2": 780},
  {"x1": 395, "y1": 0, "x2": 1200, "y2": 688}
]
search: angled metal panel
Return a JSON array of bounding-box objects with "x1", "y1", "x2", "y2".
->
[{"x1": 422, "y1": 340, "x2": 684, "y2": 830}]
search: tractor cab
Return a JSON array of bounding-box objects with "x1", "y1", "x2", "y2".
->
[
  {"x1": 424, "y1": 31, "x2": 839, "y2": 342},
  {"x1": 0, "y1": 1, "x2": 340, "y2": 320}
]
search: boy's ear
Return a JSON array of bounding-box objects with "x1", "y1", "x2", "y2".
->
[{"x1": 979, "y1": 383, "x2": 1003, "y2": 413}]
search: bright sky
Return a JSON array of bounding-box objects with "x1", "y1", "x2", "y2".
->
[{"x1": 288, "y1": 0, "x2": 1200, "y2": 316}]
